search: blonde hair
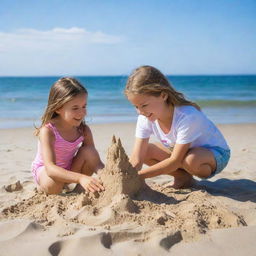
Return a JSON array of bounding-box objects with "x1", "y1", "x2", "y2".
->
[
  {"x1": 125, "y1": 65, "x2": 200, "y2": 110},
  {"x1": 35, "y1": 77, "x2": 87, "y2": 136}
]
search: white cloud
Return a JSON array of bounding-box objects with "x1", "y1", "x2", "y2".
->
[
  {"x1": 0, "y1": 27, "x2": 128, "y2": 75},
  {"x1": 0, "y1": 27, "x2": 123, "y2": 52}
]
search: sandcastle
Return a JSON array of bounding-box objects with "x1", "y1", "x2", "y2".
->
[{"x1": 96, "y1": 135, "x2": 142, "y2": 207}]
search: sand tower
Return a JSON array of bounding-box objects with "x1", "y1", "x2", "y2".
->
[{"x1": 98, "y1": 136, "x2": 142, "y2": 206}]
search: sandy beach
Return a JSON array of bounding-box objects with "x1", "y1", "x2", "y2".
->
[{"x1": 0, "y1": 122, "x2": 256, "y2": 256}]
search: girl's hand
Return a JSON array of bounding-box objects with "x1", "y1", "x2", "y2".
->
[{"x1": 79, "y1": 175, "x2": 104, "y2": 193}]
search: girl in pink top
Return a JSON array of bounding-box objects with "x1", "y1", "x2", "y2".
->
[{"x1": 32, "y1": 77, "x2": 104, "y2": 194}]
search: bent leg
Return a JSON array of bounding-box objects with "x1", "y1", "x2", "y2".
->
[
  {"x1": 143, "y1": 142, "x2": 171, "y2": 166},
  {"x1": 37, "y1": 167, "x2": 64, "y2": 195},
  {"x1": 144, "y1": 142, "x2": 193, "y2": 188},
  {"x1": 67, "y1": 146, "x2": 104, "y2": 193},
  {"x1": 71, "y1": 145, "x2": 104, "y2": 176},
  {"x1": 182, "y1": 147, "x2": 216, "y2": 178}
]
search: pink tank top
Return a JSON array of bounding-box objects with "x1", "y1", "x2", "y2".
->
[{"x1": 31, "y1": 123, "x2": 84, "y2": 175}]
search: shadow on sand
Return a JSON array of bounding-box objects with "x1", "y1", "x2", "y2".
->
[
  {"x1": 197, "y1": 178, "x2": 256, "y2": 203},
  {"x1": 134, "y1": 185, "x2": 180, "y2": 205}
]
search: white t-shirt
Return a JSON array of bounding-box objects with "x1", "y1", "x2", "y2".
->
[{"x1": 135, "y1": 106, "x2": 229, "y2": 150}]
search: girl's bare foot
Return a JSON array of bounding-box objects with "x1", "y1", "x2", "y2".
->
[{"x1": 171, "y1": 169, "x2": 195, "y2": 189}]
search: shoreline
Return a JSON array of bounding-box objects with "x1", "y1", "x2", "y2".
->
[{"x1": 1, "y1": 120, "x2": 256, "y2": 130}]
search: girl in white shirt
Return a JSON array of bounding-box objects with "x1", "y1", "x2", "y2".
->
[{"x1": 125, "y1": 65, "x2": 230, "y2": 188}]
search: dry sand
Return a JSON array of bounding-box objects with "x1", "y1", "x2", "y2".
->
[{"x1": 0, "y1": 123, "x2": 256, "y2": 256}]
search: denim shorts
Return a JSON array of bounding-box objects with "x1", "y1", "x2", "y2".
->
[{"x1": 203, "y1": 145, "x2": 231, "y2": 178}]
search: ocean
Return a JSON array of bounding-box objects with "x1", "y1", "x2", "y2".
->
[{"x1": 0, "y1": 75, "x2": 256, "y2": 129}]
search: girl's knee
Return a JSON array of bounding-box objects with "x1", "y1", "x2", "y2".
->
[
  {"x1": 78, "y1": 145, "x2": 102, "y2": 173},
  {"x1": 38, "y1": 170, "x2": 64, "y2": 194},
  {"x1": 143, "y1": 143, "x2": 155, "y2": 162},
  {"x1": 78, "y1": 145, "x2": 99, "y2": 158},
  {"x1": 182, "y1": 151, "x2": 197, "y2": 171},
  {"x1": 182, "y1": 152, "x2": 212, "y2": 178},
  {"x1": 146, "y1": 143, "x2": 164, "y2": 155},
  {"x1": 145, "y1": 143, "x2": 170, "y2": 162},
  {"x1": 39, "y1": 182, "x2": 63, "y2": 195},
  {"x1": 182, "y1": 151, "x2": 202, "y2": 176}
]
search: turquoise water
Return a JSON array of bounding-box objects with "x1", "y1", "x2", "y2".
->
[{"x1": 0, "y1": 75, "x2": 256, "y2": 128}]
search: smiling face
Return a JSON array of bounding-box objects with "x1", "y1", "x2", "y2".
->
[
  {"x1": 127, "y1": 92, "x2": 170, "y2": 122},
  {"x1": 56, "y1": 93, "x2": 87, "y2": 127}
]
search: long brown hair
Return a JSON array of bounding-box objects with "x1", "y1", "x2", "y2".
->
[
  {"x1": 125, "y1": 65, "x2": 200, "y2": 110},
  {"x1": 35, "y1": 77, "x2": 87, "y2": 136}
]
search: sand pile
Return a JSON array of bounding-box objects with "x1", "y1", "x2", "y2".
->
[
  {"x1": 0, "y1": 136, "x2": 247, "y2": 243},
  {"x1": 4, "y1": 180, "x2": 23, "y2": 192},
  {"x1": 97, "y1": 135, "x2": 142, "y2": 207}
]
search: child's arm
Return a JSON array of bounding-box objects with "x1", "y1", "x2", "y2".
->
[
  {"x1": 40, "y1": 126, "x2": 103, "y2": 191},
  {"x1": 82, "y1": 125, "x2": 96, "y2": 147},
  {"x1": 82, "y1": 125, "x2": 104, "y2": 169},
  {"x1": 138, "y1": 143, "x2": 190, "y2": 179},
  {"x1": 129, "y1": 137, "x2": 149, "y2": 170}
]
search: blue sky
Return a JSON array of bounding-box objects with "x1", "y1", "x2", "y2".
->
[{"x1": 0, "y1": 0, "x2": 255, "y2": 76}]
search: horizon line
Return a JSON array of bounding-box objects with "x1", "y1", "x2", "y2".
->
[{"x1": 0, "y1": 73, "x2": 256, "y2": 78}]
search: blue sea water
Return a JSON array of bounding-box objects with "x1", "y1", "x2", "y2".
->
[{"x1": 0, "y1": 75, "x2": 256, "y2": 129}]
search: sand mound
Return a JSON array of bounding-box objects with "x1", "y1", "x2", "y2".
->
[
  {"x1": 4, "y1": 180, "x2": 23, "y2": 192},
  {"x1": 0, "y1": 136, "x2": 247, "y2": 243},
  {"x1": 97, "y1": 136, "x2": 142, "y2": 207}
]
